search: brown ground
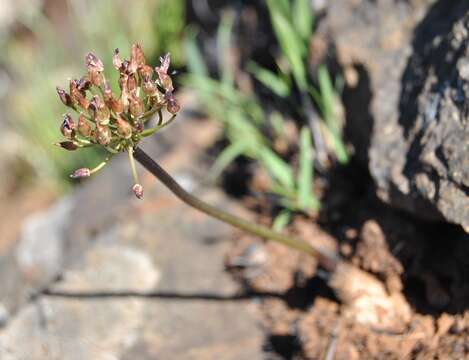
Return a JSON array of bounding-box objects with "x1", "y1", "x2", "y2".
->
[{"x1": 225, "y1": 165, "x2": 469, "y2": 359}]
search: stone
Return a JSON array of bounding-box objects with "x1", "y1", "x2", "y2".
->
[
  {"x1": 0, "y1": 114, "x2": 265, "y2": 358},
  {"x1": 0, "y1": 245, "x2": 159, "y2": 360},
  {"x1": 0, "y1": 303, "x2": 9, "y2": 328},
  {"x1": 319, "y1": 0, "x2": 469, "y2": 229},
  {"x1": 15, "y1": 197, "x2": 73, "y2": 287}
]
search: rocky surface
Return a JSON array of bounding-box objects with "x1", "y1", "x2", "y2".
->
[
  {"x1": 0, "y1": 111, "x2": 265, "y2": 359},
  {"x1": 320, "y1": 0, "x2": 469, "y2": 229}
]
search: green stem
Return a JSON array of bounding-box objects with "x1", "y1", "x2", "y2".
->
[
  {"x1": 139, "y1": 105, "x2": 161, "y2": 121},
  {"x1": 133, "y1": 146, "x2": 339, "y2": 272},
  {"x1": 140, "y1": 114, "x2": 177, "y2": 138},
  {"x1": 90, "y1": 155, "x2": 113, "y2": 175},
  {"x1": 128, "y1": 147, "x2": 140, "y2": 184}
]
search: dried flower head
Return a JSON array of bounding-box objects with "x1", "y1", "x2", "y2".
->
[{"x1": 55, "y1": 43, "x2": 180, "y2": 198}]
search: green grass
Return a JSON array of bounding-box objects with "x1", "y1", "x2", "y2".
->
[
  {"x1": 250, "y1": 0, "x2": 349, "y2": 165},
  {"x1": 184, "y1": 3, "x2": 349, "y2": 227},
  {"x1": 184, "y1": 16, "x2": 320, "y2": 227}
]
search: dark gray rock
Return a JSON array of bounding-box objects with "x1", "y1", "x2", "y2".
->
[
  {"x1": 396, "y1": 2, "x2": 469, "y2": 228},
  {"x1": 320, "y1": 0, "x2": 468, "y2": 229}
]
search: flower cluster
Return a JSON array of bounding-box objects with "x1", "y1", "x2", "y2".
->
[{"x1": 55, "y1": 43, "x2": 180, "y2": 199}]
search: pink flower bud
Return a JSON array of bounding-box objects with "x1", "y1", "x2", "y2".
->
[
  {"x1": 157, "y1": 73, "x2": 173, "y2": 92},
  {"x1": 85, "y1": 52, "x2": 104, "y2": 72},
  {"x1": 109, "y1": 98, "x2": 124, "y2": 114},
  {"x1": 77, "y1": 115, "x2": 92, "y2": 137},
  {"x1": 85, "y1": 53, "x2": 104, "y2": 86},
  {"x1": 134, "y1": 119, "x2": 144, "y2": 132},
  {"x1": 156, "y1": 53, "x2": 173, "y2": 91},
  {"x1": 132, "y1": 184, "x2": 144, "y2": 199},
  {"x1": 113, "y1": 48, "x2": 123, "y2": 71},
  {"x1": 103, "y1": 80, "x2": 113, "y2": 102},
  {"x1": 77, "y1": 76, "x2": 91, "y2": 92},
  {"x1": 88, "y1": 69, "x2": 103, "y2": 87},
  {"x1": 131, "y1": 43, "x2": 146, "y2": 68},
  {"x1": 116, "y1": 117, "x2": 132, "y2": 138},
  {"x1": 121, "y1": 60, "x2": 130, "y2": 74},
  {"x1": 119, "y1": 73, "x2": 128, "y2": 91},
  {"x1": 127, "y1": 74, "x2": 138, "y2": 94},
  {"x1": 90, "y1": 95, "x2": 110, "y2": 124},
  {"x1": 142, "y1": 80, "x2": 157, "y2": 96},
  {"x1": 55, "y1": 141, "x2": 78, "y2": 151},
  {"x1": 70, "y1": 79, "x2": 89, "y2": 109},
  {"x1": 129, "y1": 95, "x2": 144, "y2": 118},
  {"x1": 56, "y1": 87, "x2": 73, "y2": 107},
  {"x1": 60, "y1": 114, "x2": 76, "y2": 139},
  {"x1": 138, "y1": 64, "x2": 153, "y2": 80},
  {"x1": 70, "y1": 168, "x2": 91, "y2": 179},
  {"x1": 158, "y1": 53, "x2": 171, "y2": 74},
  {"x1": 96, "y1": 124, "x2": 112, "y2": 145},
  {"x1": 165, "y1": 91, "x2": 180, "y2": 114}
]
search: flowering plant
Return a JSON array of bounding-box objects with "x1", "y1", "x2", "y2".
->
[
  {"x1": 52, "y1": 45, "x2": 401, "y2": 328},
  {"x1": 54, "y1": 44, "x2": 337, "y2": 272},
  {"x1": 56, "y1": 44, "x2": 180, "y2": 198}
]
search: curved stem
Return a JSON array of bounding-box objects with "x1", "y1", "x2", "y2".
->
[
  {"x1": 140, "y1": 114, "x2": 177, "y2": 138},
  {"x1": 133, "y1": 146, "x2": 339, "y2": 272},
  {"x1": 139, "y1": 105, "x2": 161, "y2": 122}
]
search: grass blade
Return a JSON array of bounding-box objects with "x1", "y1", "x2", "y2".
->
[
  {"x1": 318, "y1": 65, "x2": 349, "y2": 163},
  {"x1": 259, "y1": 147, "x2": 295, "y2": 190},
  {"x1": 217, "y1": 12, "x2": 235, "y2": 86},
  {"x1": 184, "y1": 27, "x2": 209, "y2": 77},
  {"x1": 248, "y1": 62, "x2": 291, "y2": 97},
  {"x1": 267, "y1": 0, "x2": 307, "y2": 90},
  {"x1": 272, "y1": 209, "x2": 292, "y2": 231},
  {"x1": 293, "y1": 0, "x2": 314, "y2": 41},
  {"x1": 298, "y1": 126, "x2": 317, "y2": 210},
  {"x1": 209, "y1": 142, "x2": 247, "y2": 180}
]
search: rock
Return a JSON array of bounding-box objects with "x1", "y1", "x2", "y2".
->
[
  {"x1": 0, "y1": 115, "x2": 265, "y2": 358},
  {"x1": 396, "y1": 2, "x2": 469, "y2": 228},
  {"x1": 0, "y1": 245, "x2": 159, "y2": 360},
  {"x1": 0, "y1": 157, "x2": 133, "y2": 319},
  {"x1": 0, "y1": 197, "x2": 73, "y2": 319},
  {"x1": 330, "y1": 262, "x2": 411, "y2": 331},
  {"x1": 320, "y1": 0, "x2": 469, "y2": 229},
  {"x1": 0, "y1": 303, "x2": 9, "y2": 327},
  {"x1": 15, "y1": 197, "x2": 73, "y2": 287},
  {"x1": 0, "y1": 188, "x2": 265, "y2": 359}
]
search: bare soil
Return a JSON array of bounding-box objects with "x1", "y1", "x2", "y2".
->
[{"x1": 225, "y1": 164, "x2": 469, "y2": 359}]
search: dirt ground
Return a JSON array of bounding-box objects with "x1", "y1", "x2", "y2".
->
[{"x1": 225, "y1": 163, "x2": 469, "y2": 359}]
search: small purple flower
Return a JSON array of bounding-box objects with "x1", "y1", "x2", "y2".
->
[
  {"x1": 132, "y1": 184, "x2": 144, "y2": 199},
  {"x1": 70, "y1": 168, "x2": 91, "y2": 179}
]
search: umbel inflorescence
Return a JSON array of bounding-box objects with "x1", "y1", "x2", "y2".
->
[{"x1": 55, "y1": 43, "x2": 180, "y2": 199}]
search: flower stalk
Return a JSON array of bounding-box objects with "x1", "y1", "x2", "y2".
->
[{"x1": 133, "y1": 146, "x2": 339, "y2": 272}]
